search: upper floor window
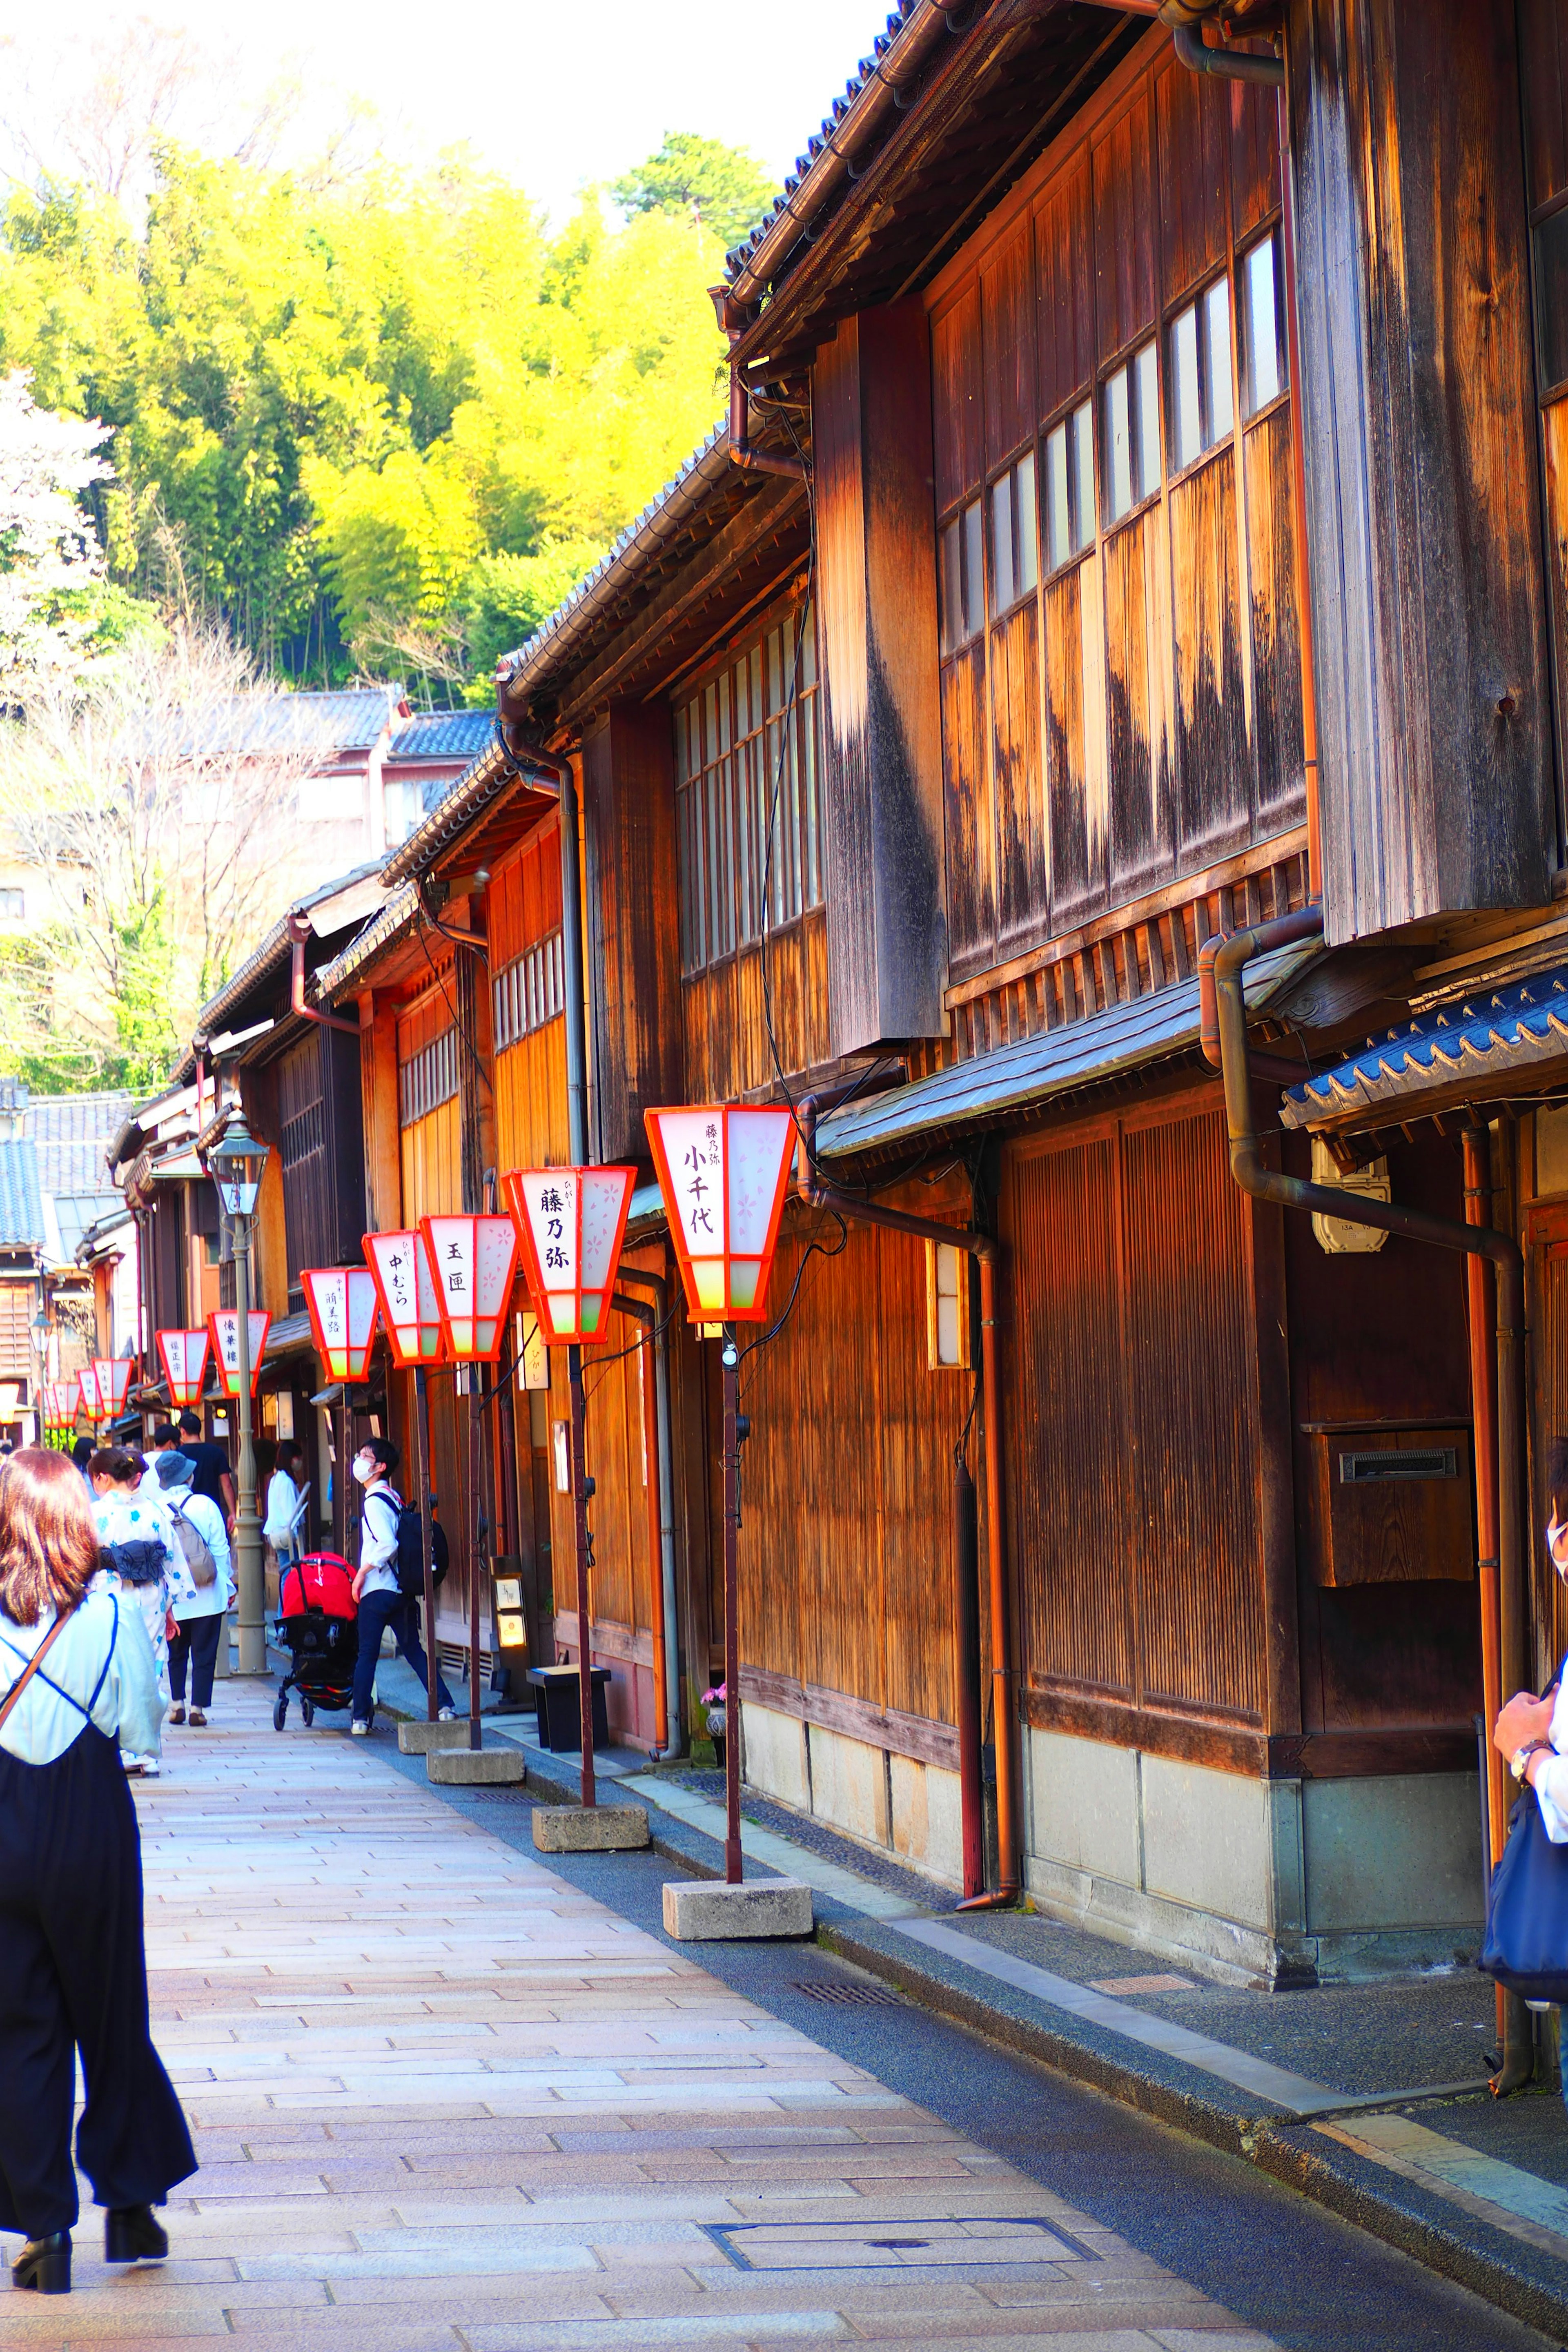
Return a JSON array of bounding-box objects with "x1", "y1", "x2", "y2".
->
[
  {"x1": 398, "y1": 1026, "x2": 457, "y2": 1127},
  {"x1": 1239, "y1": 229, "x2": 1287, "y2": 416},
  {"x1": 1103, "y1": 341, "x2": 1161, "y2": 524},
  {"x1": 990, "y1": 453, "x2": 1038, "y2": 617},
  {"x1": 938, "y1": 499, "x2": 984, "y2": 653},
  {"x1": 675, "y1": 603, "x2": 822, "y2": 978},
  {"x1": 1169, "y1": 276, "x2": 1234, "y2": 474},
  {"x1": 493, "y1": 931, "x2": 564, "y2": 1052},
  {"x1": 1044, "y1": 401, "x2": 1095, "y2": 574}
]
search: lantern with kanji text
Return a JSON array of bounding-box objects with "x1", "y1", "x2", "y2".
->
[
  {"x1": 77, "y1": 1364, "x2": 102, "y2": 1420},
  {"x1": 209, "y1": 1310, "x2": 270, "y2": 1399},
  {"x1": 504, "y1": 1165, "x2": 636, "y2": 1343},
  {"x1": 644, "y1": 1104, "x2": 796, "y2": 1323},
  {"x1": 363, "y1": 1228, "x2": 445, "y2": 1368},
  {"x1": 301, "y1": 1267, "x2": 380, "y2": 1382},
  {"x1": 420, "y1": 1214, "x2": 519, "y2": 1362},
  {"x1": 92, "y1": 1358, "x2": 131, "y2": 1419},
  {"x1": 157, "y1": 1328, "x2": 211, "y2": 1409}
]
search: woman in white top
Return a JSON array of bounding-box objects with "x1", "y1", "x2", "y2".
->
[
  {"x1": 0, "y1": 1447, "x2": 196, "y2": 2295},
  {"x1": 156, "y1": 1450, "x2": 234, "y2": 1730},
  {"x1": 262, "y1": 1439, "x2": 304, "y2": 1567},
  {"x1": 90, "y1": 1448, "x2": 174, "y2": 1780}
]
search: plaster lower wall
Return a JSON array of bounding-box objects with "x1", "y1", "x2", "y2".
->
[
  {"x1": 738, "y1": 1699, "x2": 964, "y2": 1887},
  {"x1": 1023, "y1": 1726, "x2": 1482, "y2": 1985}
]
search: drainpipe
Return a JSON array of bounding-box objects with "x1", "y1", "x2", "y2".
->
[
  {"x1": 1463, "y1": 1125, "x2": 1508, "y2": 2058},
  {"x1": 1213, "y1": 906, "x2": 1533, "y2": 2096},
  {"x1": 618, "y1": 1259, "x2": 682, "y2": 1759},
  {"x1": 1162, "y1": 4, "x2": 1284, "y2": 87},
  {"x1": 287, "y1": 915, "x2": 359, "y2": 1036},
  {"x1": 722, "y1": 354, "x2": 810, "y2": 483},
  {"x1": 797, "y1": 1089, "x2": 1017, "y2": 1908}
]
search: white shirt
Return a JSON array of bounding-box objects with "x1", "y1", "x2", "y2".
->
[
  {"x1": 0, "y1": 1589, "x2": 164, "y2": 1765},
  {"x1": 263, "y1": 1470, "x2": 298, "y2": 1543},
  {"x1": 162, "y1": 1485, "x2": 235, "y2": 1620},
  {"x1": 358, "y1": 1482, "x2": 402, "y2": 1597}
]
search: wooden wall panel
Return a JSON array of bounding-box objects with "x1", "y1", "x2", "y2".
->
[
  {"x1": 1521, "y1": 0, "x2": 1568, "y2": 207},
  {"x1": 1103, "y1": 508, "x2": 1174, "y2": 902},
  {"x1": 1156, "y1": 52, "x2": 1229, "y2": 302},
  {"x1": 584, "y1": 704, "x2": 683, "y2": 1164},
  {"x1": 1122, "y1": 1108, "x2": 1262, "y2": 1722},
  {"x1": 1228, "y1": 69, "x2": 1283, "y2": 239},
  {"x1": 1091, "y1": 85, "x2": 1157, "y2": 362},
  {"x1": 399, "y1": 1097, "x2": 461, "y2": 1223},
  {"x1": 1243, "y1": 404, "x2": 1307, "y2": 835},
  {"x1": 942, "y1": 644, "x2": 993, "y2": 972},
  {"x1": 931, "y1": 283, "x2": 983, "y2": 513},
  {"x1": 678, "y1": 910, "x2": 826, "y2": 1102},
  {"x1": 982, "y1": 224, "x2": 1035, "y2": 467},
  {"x1": 991, "y1": 603, "x2": 1044, "y2": 953},
  {"x1": 1169, "y1": 449, "x2": 1251, "y2": 864},
  {"x1": 1035, "y1": 158, "x2": 1095, "y2": 423}
]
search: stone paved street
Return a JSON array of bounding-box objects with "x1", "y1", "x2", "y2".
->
[{"x1": 0, "y1": 1684, "x2": 1281, "y2": 2351}]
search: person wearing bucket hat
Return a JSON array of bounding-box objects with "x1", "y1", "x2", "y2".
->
[{"x1": 155, "y1": 1452, "x2": 233, "y2": 1730}]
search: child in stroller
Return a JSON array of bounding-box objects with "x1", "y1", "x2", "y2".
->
[{"x1": 272, "y1": 1553, "x2": 364, "y2": 1729}]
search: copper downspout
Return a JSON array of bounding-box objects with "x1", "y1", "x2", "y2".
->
[
  {"x1": 721, "y1": 353, "x2": 809, "y2": 482},
  {"x1": 1463, "y1": 1125, "x2": 1508, "y2": 2052},
  {"x1": 287, "y1": 915, "x2": 359, "y2": 1036},
  {"x1": 1214, "y1": 907, "x2": 1533, "y2": 2095},
  {"x1": 796, "y1": 1090, "x2": 1018, "y2": 1908}
]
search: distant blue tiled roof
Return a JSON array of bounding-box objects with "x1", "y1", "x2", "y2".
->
[
  {"x1": 389, "y1": 711, "x2": 494, "y2": 761},
  {"x1": 0, "y1": 1139, "x2": 44, "y2": 1250},
  {"x1": 1281, "y1": 964, "x2": 1568, "y2": 1128}
]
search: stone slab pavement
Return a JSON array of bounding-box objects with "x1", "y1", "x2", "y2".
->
[{"x1": 0, "y1": 1681, "x2": 1281, "y2": 2352}]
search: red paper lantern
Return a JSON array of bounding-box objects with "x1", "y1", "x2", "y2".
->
[
  {"x1": 419, "y1": 1214, "x2": 519, "y2": 1362},
  {"x1": 156, "y1": 1328, "x2": 211, "y2": 1409},
  {"x1": 644, "y1": 1105, "x2": 796, "y2": 1322},
  {"x1": 363, "y1": 1229, "x2": 446, "y2": 1369},
  {"x1": 301, "y1": 1267, "x2": 381, "y2": 1382},
  {"x1": 208, "y1": 1309, "x2": 271, "y2": 1399},
  {"x1": 504, "y1": 1166, "x2": 636, "y2": 1343},
  {"x1": 77, "y1": 1364, "x2": 102, "y2": 1419},
  {"x1": 92, "y1": 1358, "x2": 131, "y2": 1417}
]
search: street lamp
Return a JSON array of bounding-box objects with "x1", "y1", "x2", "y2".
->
[
  {"x1": 207, "y1": 1107, "x2": 272, "y2": 1675},
  {"x1": 646, "y1": 1105, "x2": 796, "y2": 1883}
]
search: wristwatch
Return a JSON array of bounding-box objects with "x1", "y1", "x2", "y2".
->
[{"x1": 1512, "y1": 1739, "x2": 1553, "y2": 1781}]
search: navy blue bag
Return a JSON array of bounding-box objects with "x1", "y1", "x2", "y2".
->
[{"x1": 1480, "y1": 1653, "x2": 1568, "y2": 2003}]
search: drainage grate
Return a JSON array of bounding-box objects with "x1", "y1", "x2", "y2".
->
[{"x1": 792, "y1": 1979, "x2": 907, "y2": 2007}]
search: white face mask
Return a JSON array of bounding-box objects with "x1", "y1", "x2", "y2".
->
[
  {"x1": 1549, "y1": 1517, "x2": 1568, "y2": 1581},
  {"x1": 352, "y1": 1454, "x2": 374, "y2": 1484}
]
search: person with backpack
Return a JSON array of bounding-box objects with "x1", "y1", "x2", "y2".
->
[
  {"x1": 347, "y1": 1436, "x2": 454, "y2": 1734},
  {"x1": 154, "y1": 1452, "x2": 233, "y2": 1730},
  {"x1": 89, "y1": 1449, "x2": 172, "y2": 1780}
]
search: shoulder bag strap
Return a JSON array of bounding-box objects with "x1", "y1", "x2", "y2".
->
[{"x1": 0, "y1": 1610, "x2": 74, "y2": 1735}]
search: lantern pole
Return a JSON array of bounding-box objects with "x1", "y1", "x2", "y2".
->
[
  {"x1": 568, "y1": 1341, "x2": 596, "y2": 1806},
  {"x1": 414, "y1": 1364, "x2": 439, "y2": 1723},
  {"x1": 721, "y1": 1333, "x2": 744, "y2": 1884},
  {"x1": 232, "y1": 1245, "x2": 264, "y2": 1674},
  {"x1": 466, "y1": 1367, "x2": 484, "y2": 1751}
]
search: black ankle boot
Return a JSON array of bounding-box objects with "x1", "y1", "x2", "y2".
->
[
  {"x1": 105, "y1": 2205, "x2": 167, "y2": 2263},
  {"x1": 12, "y1": 2232, "x2": 71, "y2": 2292}
]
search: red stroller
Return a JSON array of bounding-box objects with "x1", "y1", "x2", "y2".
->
[{"x1": 273, "y1": 1553, "x2": 363, "y2": 1729}]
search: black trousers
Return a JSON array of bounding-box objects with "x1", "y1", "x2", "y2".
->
[
  {"x1": 0, "y1": 1724, "x2": 195, "y2": 2236},
  {"x1": 169, "y1": 1611, "x2": 223, "y2": 1708}
]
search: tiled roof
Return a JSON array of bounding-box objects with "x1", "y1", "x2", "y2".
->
[
  {"x1": 379, "y1": 737, "x2": 538, "y2": 887},
  {"x1": 1281, "y1": 964, "x2": 1568, "y2": 1129},
  {"x1": 210, "y1": 686, "x2": 405, "y2": 757},
  {"x1": 0, "y1": 1138, "x2": 44, "y2": 1250},
  {"x1": 28, "y1": 1091, "x2": 134, "y2": 1198},
  {"x1": 388, "y1": 711, "x2": 495, "y2": 761},
  {"x1": 179, "y1": 855, "x2": 391, "y2": 1072},
  {"x1": 313, "y1": 882, "x2": 421, "y2": 999}
]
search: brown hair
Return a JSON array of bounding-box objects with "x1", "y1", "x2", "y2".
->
[
  {"x1": 90, "y1": 1446, "x2": 143, "y2": 1487},
  {"x1": 0, "y1": 1447, "x2": 102, "y2": 1626}
]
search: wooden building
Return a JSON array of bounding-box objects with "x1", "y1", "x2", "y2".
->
[{"x1": 111, "y1": 0, "x2": 1568, "y2": 1992}]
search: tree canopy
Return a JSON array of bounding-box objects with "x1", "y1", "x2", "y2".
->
[{"x1": 0, "y1": 133, "x2": 740, "y2": 696}]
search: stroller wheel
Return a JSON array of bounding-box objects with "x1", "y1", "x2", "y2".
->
[
  {"x1": 302, "y1": 1699, "x2": 315, "y2": 1726},
  {"x1": 272, "y1": 1690, "x2": 287, "y2": 1731}
]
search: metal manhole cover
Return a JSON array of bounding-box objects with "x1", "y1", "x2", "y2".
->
[
  {"x1": 700, "y1": 2216, "x2": 1101, "y2": 2271},
  {"x1": 792, "y1": 1979, "x2": 906, "y2": 2006}
]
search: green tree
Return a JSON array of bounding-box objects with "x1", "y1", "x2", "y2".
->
[{"x1": 612, "y1": 132, "x2": 773, "y2": 252}]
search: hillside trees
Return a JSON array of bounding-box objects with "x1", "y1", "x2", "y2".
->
[{"x1": 0, "y1": 135, "x2": 737, "y2": 693}]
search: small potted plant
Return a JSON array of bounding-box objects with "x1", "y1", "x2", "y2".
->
[{"x1": 702, "y1": 1682, "x2": 726, "y2": 1771}]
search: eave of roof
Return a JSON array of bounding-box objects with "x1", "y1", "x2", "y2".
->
[
  {"x1": 379, "y1": 738, "x2": 552, "y2": 889},
  {"x1": 314, "y1": 882, "x2": 421, "y2": 1000},
  {"x1": 1281, "y1": 964, "x2": 1568, "y2": 1131}
]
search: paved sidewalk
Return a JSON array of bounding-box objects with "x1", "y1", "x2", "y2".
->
[{"x1": 2, "y1": 1683, "x2": 1281, "y2": 2351}]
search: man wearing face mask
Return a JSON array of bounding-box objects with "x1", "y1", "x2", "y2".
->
[{"x1": 347, "y1": 1437, "x2": 456, "y2": 1735}]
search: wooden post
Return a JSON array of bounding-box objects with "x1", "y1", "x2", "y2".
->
[
  {"x1": 569, "y1": 1341, "x2": 595, "y2": 1807},
  {"x1": 414, "y1": 1365, "x2": 438, "y2": 1723},
  {"x1": 466, "y1": 1369, "x2": 483, "y2": 1752}
]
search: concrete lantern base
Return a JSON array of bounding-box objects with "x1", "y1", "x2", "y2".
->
[
  {"x1": 398, "y1": 1720, "x2": 472, "y2": 1754},
  {"x1": 662, "y1": 1877, "x2": 814, "y2": 1941},
  {"x1": 532, "y1": 1805, "x2": 650, "y2": 1852},
  {"x1": 428, "y1": 1746, "x2": 527, "y2": 1786}
]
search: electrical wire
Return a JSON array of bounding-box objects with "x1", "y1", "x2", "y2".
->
[
  {"x1": 581, "y1": 1302, "x2": 679, "y2": 1409},
  {"x1": 736, "y1": 1201, "x2": 849, "y2": 1381}
]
